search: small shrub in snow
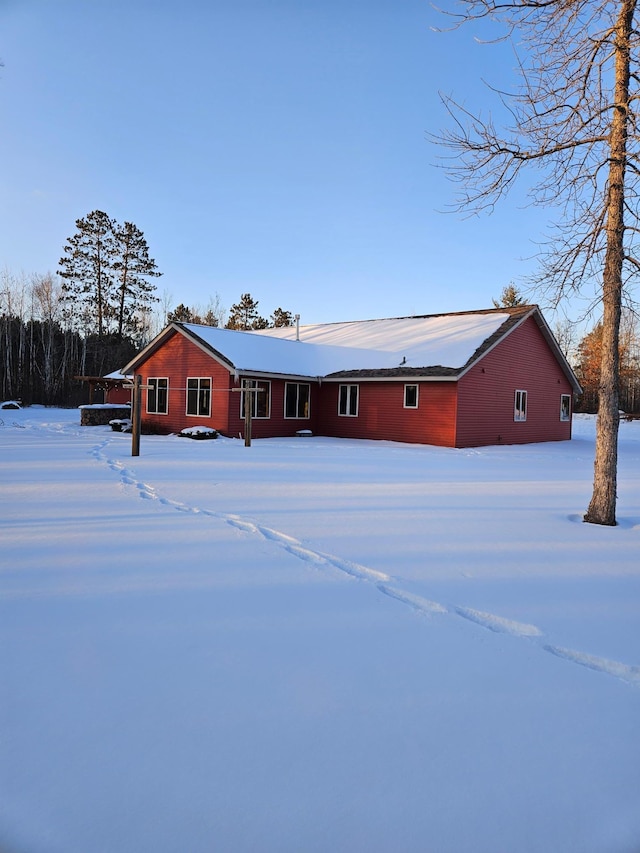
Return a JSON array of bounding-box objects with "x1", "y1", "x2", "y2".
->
[
  {"x1": 178, "y1": 426, "x2": 218, "y2": 440},
  {"x1": 1, "y1": 401, "x2": 22, "y2": 410}
]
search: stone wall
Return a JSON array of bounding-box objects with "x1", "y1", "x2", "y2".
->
[{"x1": 79, "y1": 405, "x2": 132, "y2": 426}]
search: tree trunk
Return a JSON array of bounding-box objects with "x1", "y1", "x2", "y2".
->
[{"x1": 583, "y1": 0, "x2": 633, "y2": 525}]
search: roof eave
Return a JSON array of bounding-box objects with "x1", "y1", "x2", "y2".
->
[
  {"x1": 454, "y1": 306, "x2": 582, "y2": 394},
  {"x1": 122, "y1": 323, "x2": 237, "y2": 374}
]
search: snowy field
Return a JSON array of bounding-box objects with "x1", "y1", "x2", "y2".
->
[{"x1": 1, "y1": 407, "x2": 639, "y2": 853}]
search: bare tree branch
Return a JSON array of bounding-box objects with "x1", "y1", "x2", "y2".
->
[{"x1": 433, "y1": 0, "x2": 640, "y2": 524}]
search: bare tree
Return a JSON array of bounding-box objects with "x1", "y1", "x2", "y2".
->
[
  {"x1": 31, "y1": 273, "x2": 63, "y2": 403},
  {"x1": 435, "y1": 0, "x2": 639, "y2": 525},
  {"x1": 553, "y1": 318, "x2": 578, "y2": 364}
]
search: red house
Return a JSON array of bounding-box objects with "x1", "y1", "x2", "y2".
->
[{"x1": 121, "y1": 306, "x2": 581, "y2": 448}]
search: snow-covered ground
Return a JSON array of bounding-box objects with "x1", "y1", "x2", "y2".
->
[{"x1": 1, "y1": 408, "x2": 638, "y2": 853}]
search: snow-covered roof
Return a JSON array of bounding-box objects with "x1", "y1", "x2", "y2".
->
[
  {"x1": 124, "y1": 306, "x2": 580, "y2": 390},
  {"x1": 178, "y1": 311, "x2": 512, "y2": 378}
]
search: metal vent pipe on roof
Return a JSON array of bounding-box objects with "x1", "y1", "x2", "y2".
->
[{"x1": 295, "y1": 314, "x2": 300, "y2": 341}]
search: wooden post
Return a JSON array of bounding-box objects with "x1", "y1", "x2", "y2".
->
[
  {"x1": 132, "y1": 374, "x2": 142, "y2": 457},
  {"x1": 123, "y1": 376, "x2": 152, "y2": 456},
  {"x1": 232, "y1": 380, "x2": 265, "y2": 447},
  {"x1": 244, "y1": 380, "x2": 252, "y2": 447}
]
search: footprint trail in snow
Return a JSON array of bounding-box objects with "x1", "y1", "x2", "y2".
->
[{"x1": 92, "y1": 438, "x2": 640, "y2": 688}]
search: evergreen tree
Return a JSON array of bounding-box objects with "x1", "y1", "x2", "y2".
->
[
  {"x1": 167, "y1": 303, "x2": 194, "y2": 323},
  {"x1": 59, "y1": 210, "x2": 117, "y2": 338},
  {"x1": 59, "y1": 211, "x2": 161, "y2": 340},
  {"x1": 225, "y1": 293, "x2": 267, "y2": 330},
  {"x1": 201, "y1": 308, "x2": 220, "y2": 327},
  {"x1": 113, "y1": 221, "x2": 161, "y2": 338},
  {"x1": 271, "y1": 307, "x2": 294, "y2": 327},
  {"x1": 167, "y1": 298, "x2": 223, "y2": 327},
  {"x1": 492, "y1": 284, "x2": 525, "y2": 309}
]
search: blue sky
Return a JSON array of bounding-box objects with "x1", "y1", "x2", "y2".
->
[{"x1": 0, "y1": 0, "x2": 593, "y2": 326}]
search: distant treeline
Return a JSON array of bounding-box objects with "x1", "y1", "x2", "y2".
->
[{"x1": 0, "y1": 314, "x2": 137, "y2": 407}]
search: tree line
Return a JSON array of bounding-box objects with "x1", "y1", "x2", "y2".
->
[
  {"x1": 1, "y1": 209, "x2": 299, "y2": 407},
  {"x1": 1, "y1": 210, "x2": 162, "y2": 407},
  {"x1": 0, "y1": 280, "x2": 295, "y2": 409},
  {"x1": 166, "y1": 292, "x2": 294, "y2": 330},
  {"x1": 0, "y1": 270, "x2": 139, "y2": 407},
  {"x1": 573, "y1": 313, "x2": 640, "y2": 414}
]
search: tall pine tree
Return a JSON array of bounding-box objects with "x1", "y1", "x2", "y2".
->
[
  {"x1": 59, "y1": 211, "x2": 161, "y2": 340},
  {"x1": 59, "y1": 210, "x2": 117, "y2": 338},
  {"x1": 113, "y1": 221, "x2": 161, "y2": 339}
]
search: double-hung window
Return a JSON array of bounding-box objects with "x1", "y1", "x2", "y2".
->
[
  {"x1": 514, "y1": 389, "x2": 528, "y2": 422},
  {"x1": 240, "y1": 380, "x2": 271, "y2": 419},
  {"x1": 285, "y1": 383, "x2": 310, "y2": 419},
  {"x1": 147, "y1": 378, "x2": 168, "y2": 414},
  {"x1": 186, "y1": 377, "x2": 211, "y2": 417},
  {"x1": 338, "y1": 384, "x2": 359, "y2": 417},
  {"x1": 560, "y1": 394, "x2": 571, "y2": 422},
  {"x1": 404, "y1": 384, "x2": 419, "y2": 409}
]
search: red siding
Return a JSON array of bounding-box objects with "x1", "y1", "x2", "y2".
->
[
  {"x1": 226, "y1": 378, "x2": 320, "y2": 439},
  {"x1": 132, "y1": 318, "x2": 574, "y2": 446},
  {"x1": 105, "y1": 386, "x2": 131, "y2": 405},
  {"x1": 136, "y1": 332, "x2": 232, "y2": 434},
  {"x1": 455, "y1": 316, "x2": 573, "y2": 447},
  {"x1": 136, "y1": 335, "x2": 322, "y2": 438},
  {"x1": 317, "y1": 381, "x2": 458, "y2": 446}
]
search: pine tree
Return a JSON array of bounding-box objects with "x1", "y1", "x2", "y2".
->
[
  {"x1": 271, "y1": 307, "x2": 294, "y2": 327},
  {"x1": 167, "y1": 296, "x2": 224, "y2": 327},
  {"x1": 492, "y1": 284, "x2": 525, "y2": 309},
  {"x1": 167, "y1": 303, "x2": 194, "y2": 323},
  {"x1": 59, "y1": 210, "x2": 117, "y2": 338},
  {"x1": 226, "y1": 293, "x2": 267, "y2": 330},
  {"x1": 59, "y1": 211, "x2": 161, "y2": 340},
  {"x1": 113, "y1": 221, "x2": 161, "y2": 338}
]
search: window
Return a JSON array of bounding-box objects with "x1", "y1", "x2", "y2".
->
[
  {"x1": 186, "y1": 377, "x2": 211, "y2": 417},
  {"x1": 285, "y1": 383, "x2": 310, "y2": 419},
  {"x1": 338, "y1": 384, "x2": 359, "y2": 417},
  {"x1": 514, "y1": 389, "x2": 527, "y2": 422},
  {"x1": 240, "y1": 380, "x2": 271, "y2": 419},
  {"x1": 560, "y1": 394, "x2": 571, "y2": 421},
  {"x1": 404, "y1": 384, "x2": 419, "y2": 409},
  {"x1": 147, "y1": 378, "x2": 168, "y2": 414}
]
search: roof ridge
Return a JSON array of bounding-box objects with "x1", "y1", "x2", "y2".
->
[{"x1": 291, "y1": 305, "x2": 537, "y2": 328}]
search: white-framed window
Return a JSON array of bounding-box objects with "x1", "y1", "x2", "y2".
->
[
  {"x1": 186, "y1": 377, "x2": 211, "y2": 417},
  {"x1": 514, "y1": 389, "x2": 528, "y2": 422},
  {"x1": 147, "y1": 377, "x2": 168, "y2": 414},
  {"x1": 560, "y1": 394, "x2": 571, "y2": 422},
  {"x1": 240, "y1": 380, "x2": 271, "y2": 419},
  {"x1": 285, "y1": 382, "x2": 310, "y2": 419},
  {"x1": 338, "y1": 384, "x2": 359, "y2": 417},
  {"x1": 404, "y1": 384, "x2": 419, "y2": 409}
]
